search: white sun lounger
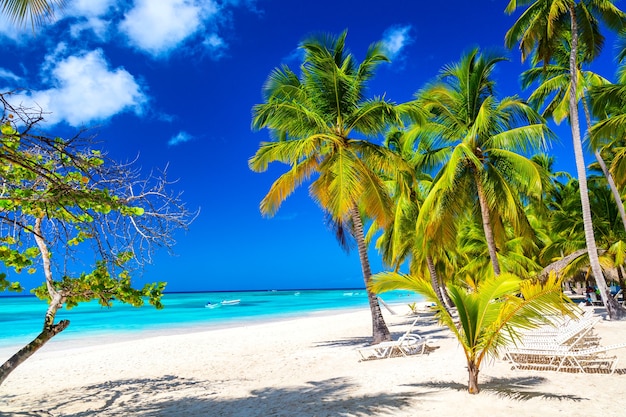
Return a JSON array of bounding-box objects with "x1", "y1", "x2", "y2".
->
[{"x1": 357, "y1": 318, "x2": 431, "y2": 360}]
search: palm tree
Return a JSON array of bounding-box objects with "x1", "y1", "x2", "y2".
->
[
  {"x1": 521, "y1": 40, "x2": 626, "y2": 231},
  {"x1": 414, "y1": 48, "x2": 549, "y2": 277},
  {"x1": 505, "y1": 0, "x2": 626, "y2": 319},
  {"x1": 1, "y1": 0, "x2": 64, "y2": 27},
  {"x1": 372, "y1": 129, "x2": 454, "y2": 311},
  {"x1": 371, "y1": 270, "x2": 574, "y2": 394},
  {"x1": 590, "y1": 38, "x2": 626, "y2": 192},
  {"x1": 249, "y1": 32, "x2": 411, "y2": 343}
]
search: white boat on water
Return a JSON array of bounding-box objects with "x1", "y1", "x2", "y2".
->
[
  {"x1": 205, "y1": 302, "x2": 221, "y2": 309},
  {"x1": 220, "y1": 299, "x2": 241, "y2": 306}
]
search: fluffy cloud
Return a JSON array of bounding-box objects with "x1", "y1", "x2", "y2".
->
[
  {"x1": 0, "y1": 68, "x2": 22, "y2": 82},
  {"x1": 381, "y1": 25, "x2": 413, "y2": 61},
  {"x1": 168, "y1": 131, "x2": 195, "y2": 146},
  {"x1": 24, "y1": 49, "x2": 147, "y2": 127},
  {"x1": 119, "y1": 0, "x2": 218, "y2": 57}
]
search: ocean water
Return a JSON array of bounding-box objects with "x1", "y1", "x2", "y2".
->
[{"x1": 0, "y1": 289, "x2": 423, "y2": 351}]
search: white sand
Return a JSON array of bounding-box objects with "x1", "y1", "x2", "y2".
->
[{"x1": 1, "y1": 305, "x2": 625, "y2": 416}]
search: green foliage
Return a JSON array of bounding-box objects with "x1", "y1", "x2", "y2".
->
[
  {"x1": 250, "y1": 31, "x2": 409, "y2": 227},
  {"x1": 1, "y1": 92, "x2": 171, "y2": 323},
  {"x1": 372, "y1": 269, "x2": 575, "y2": 391},
  {"x1": 32, "y1": 261, "x2": 165, "y2": 310}
]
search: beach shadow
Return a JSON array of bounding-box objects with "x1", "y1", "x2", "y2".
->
[
  {"x1": 316, "y1": 319, "x2": 449, "y2": 349},
  {"x1": 1, "y1": 376, "x2": 416, "y2": 417},
  {"x1": 407, "y1": 376, "x2": 586, "y2": 401}
]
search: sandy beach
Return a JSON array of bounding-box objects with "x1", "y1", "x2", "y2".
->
[{"x1": 1, "y1": 305, "x2": 625, "y2": 416}]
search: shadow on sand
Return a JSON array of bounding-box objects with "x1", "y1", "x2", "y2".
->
[
  {"x1": 406, "y1": 375, "x2": 586, "y2": 401},
  {"x1": 1, "y1": 375, "x2": 417, "y2": 417}
]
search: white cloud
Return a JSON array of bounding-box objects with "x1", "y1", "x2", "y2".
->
[
  {"x1": 381, "y1": 25, "x2": 413, "y2": 61},
  {"x1": 119, "y1": 0, "x2": 210, "y2": 57},
  {"x1": 23, "y1": 49, "x2": 147, "y2": 127},
  {"x1": 168, "y1": 131, "x2": 195, "y2": 146},
  {"x1": 0, "y1": 68, "x2": 22, "y2": 82},
  {"x1": 66, "y1": 0, "x2": 116, "y2": 17}
]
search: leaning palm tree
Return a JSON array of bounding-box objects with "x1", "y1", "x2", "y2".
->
[
  {"x1": 590, "y1": 37, "x2": 626, "y2": 193},
  {"x1": 415, "y1": 48, "x2": 549, "y2": 277},
  {"x1": 250, "y1": 31, "x2": 413, "y2": 343},
  {"x1": 505, "y1": 0, "x2": 626, "y2": 319},
  {"x1": 521, "y1": 40, "x2": 626, "y2": 231},
  {"x1": 371, "y1": 270, "x2": 574, "y2": 394},
  {"x1": 1, "y1": 0, "x2": 64, "y2": 27}
]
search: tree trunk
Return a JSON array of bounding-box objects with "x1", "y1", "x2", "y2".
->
[
  {"x1": 426, "y1": 255, "x2": 445, "y2": 305},
  {"x1": 426, "y1": 255, "x2": 454, "y2": 312},
  {"x1": 582, "y1": 95, "x2": 626, "y2": 232},
  {"x1": 0, "y1": 320, "x2": 69, "y2": 386},
  {"x1": 467, "y1": 360, "x2": 480, "y2": 394},
  {"x1": 475, "y1": 174, "x2": 501, "y2": 276},
  {"x1": 351, "y1": 205, "x2": 391, "y2": 343},
  {"x1": 594, "y1": 150, "x2": 626, "y2": 231},
  {"x1": 567, "y1": 8, "x2": 623, "y2": 320},
  {"x1": 0, "y1": 216, "x2": 75, "y2": 386}
]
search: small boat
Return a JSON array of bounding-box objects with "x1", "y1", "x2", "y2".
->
[
  {"x1": 220, "y1": 299, "x2": 241, "y2": 306},
  {"x1": 205, "y1": 302, "x2": 221, "y2": 309}
]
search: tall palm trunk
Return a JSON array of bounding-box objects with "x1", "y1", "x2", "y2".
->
[
  {"x1": 351, "y1": 205, "x2": 391, "y2": 343},
  {"x1": 475, "y1": 173, "x2": 501, "y2": 276},
  {"x1": 0, "y1": 217, "x2": 69, "y2": 386},
  {"x1": 568, "y1": 7, "x2": 624, "y2": 319},
  {"x1": 426, "y1": 255, "x2": 454, "y2": 311},
  {"x1": 582, "y1": 98, "x2": 626, "y2": 231}
]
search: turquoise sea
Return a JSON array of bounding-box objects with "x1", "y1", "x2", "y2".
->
[{"x1": 0, "y1": 289, "x2": 423, "y2": 352}]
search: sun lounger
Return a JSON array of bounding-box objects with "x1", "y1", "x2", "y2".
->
[
  {"x1": 504, "y1": 313, "x2": 626, "y2": 374},
  {"x1": 506, "y1": 342, "x2": 626, "y2": 374},
  {"x1": 356, "y1": 318, "x2": 431, "y2": 360}
]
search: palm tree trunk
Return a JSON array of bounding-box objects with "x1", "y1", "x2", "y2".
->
[
  {"x1": 582, "y1": 97, "x2": 626, "y2": 231},
  {"x1": 350, "y1": 205, "x2": 391, "y2": 343},
  {"x1": 426, "y1": 255, "x2": 454, "y2": 312},
  {"x1": 567, "y1": 7, "x2": 624, "y2": 320},
  {"x1": 475, "y1": 174, "x2": 501, "y2": 276},
  {"x1": 467, "y1": 360, "x2": 480, "y2": 394}
]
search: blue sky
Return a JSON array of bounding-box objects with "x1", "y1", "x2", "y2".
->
[{"x1": 1, "y1": 1, "x2": 623, "y2": 292}]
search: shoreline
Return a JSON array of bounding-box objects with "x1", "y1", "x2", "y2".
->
[{"x1": 2, "y1": 305, "x2": 625, "y2": 416}]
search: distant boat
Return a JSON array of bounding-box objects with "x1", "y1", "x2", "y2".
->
[
  {"x1": 220, "y1": 299, "x2": 241, "y2": 306},
  {"x1": 205, "y1": 302, "x2": 221, "y2": 309},
  {"x1": 343, "y1": 292, "x2": 354, "y2": 296},
  {"x1": 294, "y1": 292, "x2": 301, "y2": 296}
]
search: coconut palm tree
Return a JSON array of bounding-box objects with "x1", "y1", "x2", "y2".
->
[
  {"x1": 521, "y1": 40, "x2": 626, "y2": 231},
  {"x1": 1, "y1": 0, "x2": 64, "y2": 27},
  {"x1": 371, "y1": 128, "x2": 454, "y2": 311},
  {"x1": 414, "y1": 48, "x2": 549, "y2": 277},
  {"x1": 505, "y1": 0, "x2": 626, "y2": 319},
  {"x1": 250, "y1": 31, "x2": 414, "y2": 343},
  {"x1": 589, "y1": 37, "x2": 626, "y2": 192},
  {"x1": 371, "y1": 270, "x2": 574, "y2": 394}
]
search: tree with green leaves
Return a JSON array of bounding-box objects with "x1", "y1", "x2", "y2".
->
[
  {"x1": 0, "y1": 0, "x2": 64, "y2": 27},
  {"x1": 505, "y1": 0, "x2": 626, "y2": 319},
  {"x1": 414, "y1": 48, "x2": 549, "y2": 278},
  {"x1": 521, "y1": 39, "x2": 626, "y2": 232},
  {"x1": 250, "y1": 32, "x2": 416, "y2": 343},
  {"x1": 0, "y1": 92, "x2": 195, "y2": 386},
  {"x1": 371, "y1": 271, "x2": 574, "y2": 394}
]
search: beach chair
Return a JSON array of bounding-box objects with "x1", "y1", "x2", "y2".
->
[
  {"x1": 506, "y1": 342, "x2": 626, "y2": 374},
  {"x1": 588, "y1": 292, "x2": 603, "y2": 306},
  {"x1": 504, "y1": 313, "x2": 626, "y2": 374},
  {"x1": 357, "y1": 318, "x2": 430, "y2": 361}
]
